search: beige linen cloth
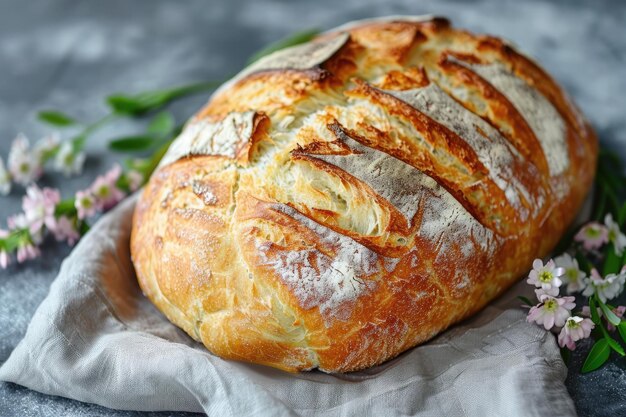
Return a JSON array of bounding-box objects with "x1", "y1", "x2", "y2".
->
[{"x1": 0, "y1": 194, "x2": 577, "y2": 416}]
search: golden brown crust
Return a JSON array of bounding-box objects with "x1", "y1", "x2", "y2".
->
[{"x1": 130, "y1": 16, "x2": 597, "y2": 373}]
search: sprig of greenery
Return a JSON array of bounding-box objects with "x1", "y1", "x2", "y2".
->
[
  {"x1": 582, "y1": 339, "x2": 611, "y2": 373},
  {"x1": 525, "y1": 146, "x2": 626, "y2": 374},
  {"x1": 38, "y1": 110, "x2": 77, "y2": 127},
  {"x1": 106, "y1": 81, "x2": 221, "y2": 117}
]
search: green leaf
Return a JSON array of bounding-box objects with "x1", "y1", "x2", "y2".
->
[
  {"x1": 0, "y1": 229, "x2": 29, "y2": 252},
  {"x1": 560, "y1": 347, "x2": 571, "y2": 364},
  {"x1": 106, "y1": 81, "x2": 220, "y2": 117},
  {"x1": 247, "y1": 29, "x2": 321, "y2": 64},
  {"x1": 618, "y1": 322, "x2": 626, "y2": 344},
  {"x1": 517, "y1": 296, "x2": 534, "y2": 307},
  {"x1": 109, "y1": 136, "x2": 156, "y2": 152},
  {"x1": 599, "y1": 148, "x2": 623, "y2": 167},
  {"x1": 619, "y1": 202, "x2": 626, "y2": 227},
  {"x1": 71, "y1": 131, "x2": 90, "y2": 153},
  {"x1": 597, "y1": 168, "x2": 621, "y2": 192},
  {"x1": 603, "y1": 243, "x2": 622, "y2": 275},
  {"x1": 54, "y1": 198, "x2": 77, "y2": 217},
  {"x1": 147, "y1": 112, "x2": 175, "y2": 137},
  {"x1": 106, "y1": 94, "x2": 161, "y2": 115},
  {"x1": 589, "y1": 297, "x2": 601, "y2": 325},
  {"x1": 79, "y1": 220, "x2": 90, "y2": 235},
  {"x1": 582, "y1": 338, "x2": 611, "y2": 373},
  {"x1": 606, "y1": 334, "x2": 625, "y2": 356},
  {"x1": 598, "y1": 300, "x2": 622, "y2": 326},
  {"x1": 38, "y1": 110, "x2": 77, "y2": 127},
  {"x1": 597, "y1": 313, "x2": 626, "y2": 356}
]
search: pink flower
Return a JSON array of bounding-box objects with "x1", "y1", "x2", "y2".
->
[
  {"x1": 581, "y1": 305, "x2": 602, "y2": 319},
  {"x1": 582, "y1": 268, "x2": 626, "y2": 303},
  {"x1": 527, "y1": 296, "x2": 576, "y2": 330},
  {"x1": 74, "y1": 190, "x2": 97, "y2": 220},
  {"x1": 0, "y1": 229, "x2": 10, "y2": 269},
  {"x1": 49, "y1": 215, "x2": 80, "y2": 246},
  {"x1": 7, "y1": 134, "x2": 42, "y2": 186},
  {"x1": 527, "y1": 259, "x2": 564, "y2": 290},
  {"x1": 22, "y1": 185, "x2": 60, "y2": 235},
  {"x1": 574, "y1": 222, "x2": 609, "y2": 251},
  {"x1": 126, "y1": 170, "x2": 143, "y2": 192},
  {"x1": 16, "y1": 242, "x2": 40, "y2": 263},
  {"x1": 0, "y1": 250, "x2": 9, "y2": 269},
  {"x1": 558, "y1": 316, "x2": 594, "y2": 350},
  {"x1": 605, "y1": 213, "x2": 626, "y2": 256},
  {"x1": 582, "y1": 304, "x2": 626, "y2": 332},
  {"x1": 90, "y1": 165, "x2": 125, "y2": 210}
]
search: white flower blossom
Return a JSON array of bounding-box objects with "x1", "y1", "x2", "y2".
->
[
  {"x1": 126, "y1": 170, "x2": 143, "y2": 192},
  {"x1": 54, "y1": 141, "x2": 85, "y2": 177},
  {"x1": 527, "y1": 259, "x2": 565, "y2": 290},
  {"x1": 7, "y1": 134, "x2": 42, "y2": 185},
  {"x1": 605, "y1": 213, "x2": 626, "y2": 256},
  {"x1": 34, "y1": 133, "x2": 60, "y2": 161},
  {"x1": 75, "y1": 190, "x2": 97, "y2": 220},
  {"x1": 554, "y1": 253, "x2": 587, "y2": 293},
  {"x1": 535, "y1": 287, "x2": 559, "y2": 302},
  {"x1": 582, "y1": 269, "x2": 626, "y2": 303}
]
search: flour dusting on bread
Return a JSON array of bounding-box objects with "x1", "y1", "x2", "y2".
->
[
  {"x1": 463, "y1": 61, "x2": 569, "y2": 177},
  {"x1": 259, "y1": 204, "x2": 380, "y2": 324},
  {"x1": 159, "y1": 111, "x2": 257, "y2": 168}
]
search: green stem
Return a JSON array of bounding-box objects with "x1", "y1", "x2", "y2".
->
[{"x1": 71, "y1": 113, "x2": 118, "y2": 152}]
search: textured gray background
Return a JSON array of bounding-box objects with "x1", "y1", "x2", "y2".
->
[{"x1": 0, "y1": 0, "x2": 625, "y2": 415}]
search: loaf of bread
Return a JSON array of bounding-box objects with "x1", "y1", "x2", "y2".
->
[{"x1": 130, "y1": 16, "x2": 597, "y2": 372}]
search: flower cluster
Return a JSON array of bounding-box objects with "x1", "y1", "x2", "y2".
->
[
  {"x1": 0, "y1": 133, "x2": 86, "y2": 195},
  {"x1": 74, "y1": 164, "x2": 138, "y2": 220},
  {"x1": 524, "y1": 212, "x2": 626, "y2": 372},
  {"x1": 0, "y1": 164, "x2": 143, "y2": 269},
  {"x1": 525, "y1": 256, "x2": 596, "y2": 348},
  {"x1": 575, "y1": 213, "x2": 626, "y2": 256}
]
